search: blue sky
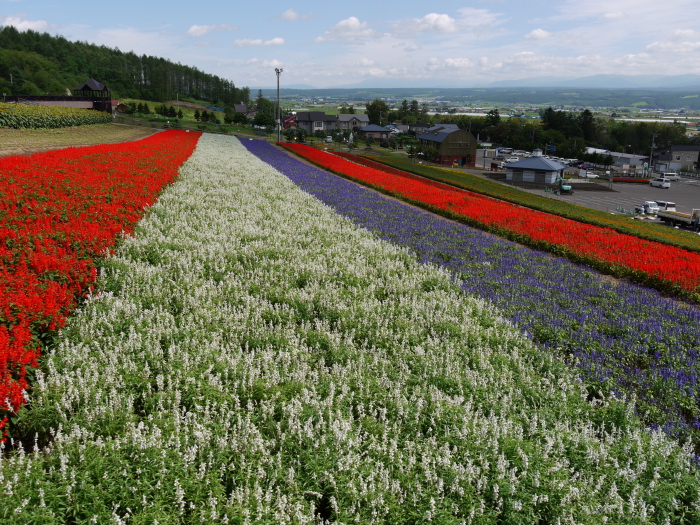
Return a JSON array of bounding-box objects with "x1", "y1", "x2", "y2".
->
[{"x1": 2, "y1": 0, "x2": 699, "y2": 88}]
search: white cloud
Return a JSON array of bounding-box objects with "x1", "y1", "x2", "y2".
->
[
  {"x1": 601, "y1": 12, "x2": 624, "y2": 20},
  {"x1": 359, "y1": 58, "x2": 374, "y2": 66},
  {"x1": 646, "y1": 40, "x2": 700, "y2": 54},
  {"x1": 444, "y1": 58, "x2": 475, "y2": 69},
  {"x1": 261, "y1": 59, "x2": 283, "y2": 68},
  {"x1": 672, "y1": 29, "x2": 700, "y2": 39},
  {"x1": 234, "y1": 38, "x2": 284, "y2": 47},
  {"x1": 392, "y1": 8, "x2": 502, "y2": 36},
  {"x1": 455, "y1": 7, "x2": 503, "y2": 28},
  {"x1": 525, "y1": 28, "x2": 551, "y2": 40},
  {"x1": 279, "y1": 9, "x2": 314, "y2": 21},
  {"x1": 393, "y1": 13, "x2": 459, "y2": 35},
  {"x1": 186, "y1": 24, "x2": 238, "y2": 38},
  {"x1": 315, "y1": 17, "x2": 380, "y2": 43},
  {"x1": 1, "y1": 15, "x2": 52, "y2": 32}
]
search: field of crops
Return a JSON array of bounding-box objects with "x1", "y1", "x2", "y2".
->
[
  {"x1": 1, "y1": 134, "x2": 700, "y2": 523},
  {"x1": 0, "y1": 102, "x2": 111, "y2": 129}
]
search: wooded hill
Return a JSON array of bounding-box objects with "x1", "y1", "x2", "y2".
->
[{"x1": 0, "y1": 26, "x2": 251, "y2": 106}]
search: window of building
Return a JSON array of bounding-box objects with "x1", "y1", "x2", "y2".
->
[
  {"x1": 534, "y1": 170, "x2": 546, "y2": 184},
  {"x1": 314, "y1": 121, "x2": 323, "y2": 129}
]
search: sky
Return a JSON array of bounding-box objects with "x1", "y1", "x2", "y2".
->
[{"x1": 2, "y1": 0, "x2": 699, "y2": 89}]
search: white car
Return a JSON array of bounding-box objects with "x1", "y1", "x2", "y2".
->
[
  {"x1": 662, "y1": 172, "x2": 680, "y2": 181},
  {"x1": 650, "y1": 178, "x2": 671, "y2": 189},
  {"x1": 505, "y1": 157, "x2": 519, "y2": 163},
  {"x1": 584, "y1": 172, "x2": 599, "y2": 179},
  {"x1": 643, "y1": 201, "x2": 660, "y2": 214}
]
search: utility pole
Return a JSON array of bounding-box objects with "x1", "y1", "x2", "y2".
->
[
  {"x1": 649, "y1": 133, "x2": 658, "y2": 176},
  {"x1": 275, "y1": 68, "x2": 283, "y2": 143}
]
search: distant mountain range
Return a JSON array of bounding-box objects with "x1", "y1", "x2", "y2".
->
[
  {"x1": 484, "y1": 74, "x2": 700, "y2": 90},
  {"x1": 257, "y1": 75, "x2": 700, "y2": 91}
]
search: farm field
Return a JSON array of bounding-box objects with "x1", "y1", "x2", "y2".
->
[{"x1": 1, "y1": 133, "x2": 699, "y2": 522}]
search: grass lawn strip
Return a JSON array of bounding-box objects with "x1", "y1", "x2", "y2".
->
[{"x1": 3, "y1": 134, "x2": 698, "y2": 523}]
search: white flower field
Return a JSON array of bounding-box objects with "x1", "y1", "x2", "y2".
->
[{"x1": 2, "y1": 134, "x2": 699, "y2": 524}]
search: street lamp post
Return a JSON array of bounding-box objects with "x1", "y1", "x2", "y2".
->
[{"x1": 275, "y1": 68, "x2": 283, "y2": 143}]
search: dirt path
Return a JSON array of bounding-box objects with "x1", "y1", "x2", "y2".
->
[{"x1": 0, "y1": 123, "x2": 159, "y2": 157}]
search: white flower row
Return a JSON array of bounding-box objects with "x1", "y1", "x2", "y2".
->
[{"x1": 2, "y1": 134, "x2": 698, "y2": 524}]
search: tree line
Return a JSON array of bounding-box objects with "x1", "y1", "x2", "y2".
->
[
  {"x1": 361, "y1": 97, "x2": 696, "y2": 160},
  {"x1": 0, "y1": 26, "x2": 250, "y2": 106}
]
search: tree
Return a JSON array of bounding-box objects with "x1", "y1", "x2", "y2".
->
[
  {"x1": 485, "y1": 109, "x2": 501, "y2": 127},
  {"x1": 194, "y1": 109, "x2": 201, "y2": 122},
  {"x1": 253, "y1": 110, "x2": 275, "y2": 128},
  {"x1": 366, "y1": 99, "x2": 390, "y2": 126}
]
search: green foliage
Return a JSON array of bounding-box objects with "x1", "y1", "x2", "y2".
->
[{"x1": 0, "y1": 26, "x2": 250, "y2": 104}]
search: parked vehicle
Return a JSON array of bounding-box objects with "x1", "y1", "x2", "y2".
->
[
  {"x1": 662, "y1": 172, "x2": 681, "y2": 181},
  {"x1": 655, "y1": 200, "x2": 676, "y2": 211},
  {"x1": 505, "y1": 156, "x2": 519, "y2": 163},
  {"x1": 635, "y1": 201, "x2": 660, "y2": 214},
  {"x1": 325, "y1": 136, "x2": 333, "y2": 143},
  {"x1": 644, "y1": 201, "x2": 660, "y2": 214},
  {"x1": 650, "y1": 178, "x2": 671, "y2": 189},
  {"x1": 554, "y1": 175, "x2": 573, "y2": 195},
  {"x1": 657, "y1": 209, "x2": 700, "y2": 231}
]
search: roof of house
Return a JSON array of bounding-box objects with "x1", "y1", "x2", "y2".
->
[
  {"x1": 233, "y1": 104, "x2": 247, "y2": 113},
  {"x1": 338, "y1": 113, "x2": 369, "y2": 123},
  {"x1": 75, "y1": 79, "x2": 108, "y2": 91},
  {"x1": 360, "y1": 124, "x2": 390, "y2": 132},
  {"x1": 426, "y1": 124, "x2": 460, "y2": 133},
  {"x1": 295, "y1": 111, "x2": 337, "y2": 122},
  {"x1": 506, "y1": 157, "x2": 568, "y2": 171},
  {"x1": 416, "y1": 131, "x2": 453, "y2": 144}
]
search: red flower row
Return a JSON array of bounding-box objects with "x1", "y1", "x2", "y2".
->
[
  {"x1": 0, "y1": 130, "x2": 201, "y2": 438},
  {"x1": 283, "y1": 143, "x2": 700, "y2": 297}
]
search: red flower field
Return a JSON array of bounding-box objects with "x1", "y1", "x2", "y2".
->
[
  {"x1": 0, "y1": 130, "x2": 200, "y2": 438},
  {"x1": 283, "y1": 143, "x2": 700, "y2": 298}
]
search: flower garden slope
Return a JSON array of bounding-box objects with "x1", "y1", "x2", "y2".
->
[
  {"x1": 3, "y1": 134, "x2": 699, "y2": 523},
  {"x1": 247, "y1": 139, "x2": 700, "y2": 457},
  {"x1": 0, "y1": 129, "x2": 200, "y2": 440}
]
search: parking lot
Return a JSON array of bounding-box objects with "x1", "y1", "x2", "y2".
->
[{"x1": 464, "y1": 169, "x2": 700, "y2": 222}]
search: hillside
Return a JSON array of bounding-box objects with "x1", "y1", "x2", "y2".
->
[{"x1": 0, "y1": 26, "x2": 250, "y2": 106}]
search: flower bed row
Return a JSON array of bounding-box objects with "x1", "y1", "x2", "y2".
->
[
  {"x1": 250, "y1": 139, "x2": 700, "y2": 452},
  {"x1": 354, "y1": 154, "x2": 700, "y2": 254},
  {"x1": 0, "y1": 129, "x2": 200, "y2": 439},
  {"x1": 3, "y1": 134, "x2": 698, "y2": 523},
  {"x1": 283, "y1": 143, "x2": 700, "y2": 302}
]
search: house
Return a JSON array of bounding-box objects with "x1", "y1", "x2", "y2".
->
[
  {"x1": 416, "y1": 127, "x2": 477, "y2": 166},
  {"x1": 505, "y1": 157, "x2": 567, "y2": 184},
  {"x1": 359, "y1": 124, "x2": 391, "y2": 140},
  {"x1": 337, "y1": 113, "x2": 369, "y2": 131},
  {"x1": 655, "y1": 145, "x2": 700, "y2": 171},
  {"x1": 294, "y1": 111, "x2": 338, "y2": 135}
]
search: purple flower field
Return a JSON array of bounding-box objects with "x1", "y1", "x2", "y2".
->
[{"x1": 243, "y1": 139, "x2": 700, "y2": 451}]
